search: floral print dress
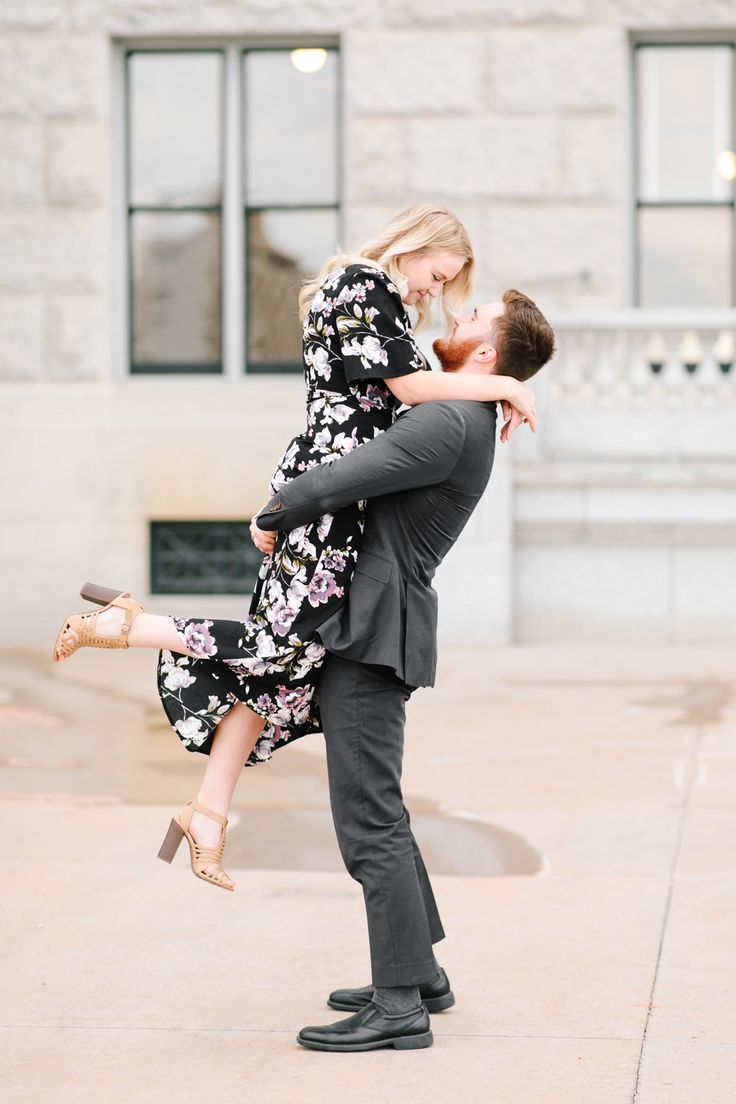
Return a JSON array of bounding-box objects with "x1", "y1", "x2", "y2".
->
[{"x1": 156, "y1": 264, "x2": 425, "y2": 766}]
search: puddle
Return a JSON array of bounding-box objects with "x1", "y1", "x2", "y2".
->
[
  {"x1": 635, "y1": 682, "x2": 733, "y2": 727},
  {"x1": 221, "y1": 749, "x2": 543, "y2": 878}
]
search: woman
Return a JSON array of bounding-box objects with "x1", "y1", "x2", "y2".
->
[{"x1": 53, "y1": 204, "x2": 536, "y2": 892}]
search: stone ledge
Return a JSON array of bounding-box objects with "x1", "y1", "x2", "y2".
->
[{"x1": 516, "y1": 520, "x2": 736, "y2": 547}]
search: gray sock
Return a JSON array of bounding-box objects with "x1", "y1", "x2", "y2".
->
[{"x1": 372, "y1": 985, "x2": 421, "y2": 1014}]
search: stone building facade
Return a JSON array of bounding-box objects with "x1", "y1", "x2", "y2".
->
[{"x1": 1, "y1": 0, "x2": 735, "y2": 645}]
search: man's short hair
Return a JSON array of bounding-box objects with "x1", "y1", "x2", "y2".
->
[{"x1": 493, "y1": 289, "x2": 555, "y2": 382}]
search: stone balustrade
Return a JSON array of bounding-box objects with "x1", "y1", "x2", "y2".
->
[{"x1": 546, "y1": 310, "x2": 736, "y2": 413}]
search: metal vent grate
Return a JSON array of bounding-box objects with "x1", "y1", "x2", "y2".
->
[{"x1": 150, "y1": 521, "x2": 263, "y2": 595}]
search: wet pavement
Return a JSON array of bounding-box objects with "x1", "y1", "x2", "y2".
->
[{"x1": 3, "y1": 643, "x2": 735, "y2": 1102}]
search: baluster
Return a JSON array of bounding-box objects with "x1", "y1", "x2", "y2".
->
[
  {"x1": 629, "y1": 332, "x2": 651, "y2": 410},
  {"x1": 678, "y1": 330, "x2": 703, "y2": 408},
  {"x1": 712, "y1": 330, "x2": 735, "y2": 408},
  {"x1": 593, "y1": 331, "x2": 616, "y2": 410}
]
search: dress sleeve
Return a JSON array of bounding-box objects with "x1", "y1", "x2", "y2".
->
[{"x1": 335, "y1": 269, "x2": 426, "y2": 384}]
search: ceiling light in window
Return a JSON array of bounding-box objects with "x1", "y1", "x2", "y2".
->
[
  {"x1": 717, "y1": 150, "x2": 736, "y2": 180},
  {"x1": 290, "y1": 48, "x2": 328, "y2": 74}
]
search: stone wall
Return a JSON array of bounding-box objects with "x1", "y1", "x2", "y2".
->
[{"x1": 1, "y1": 1, "x2": 734, "y2": 644}]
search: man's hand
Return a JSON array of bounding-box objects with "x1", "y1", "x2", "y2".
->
[
  {"x1": 500, "y1": 401, "x2": 530, "y2": 444},
  {"x1": 250, "y1": 513, "x2": 276, "y2": 555}
]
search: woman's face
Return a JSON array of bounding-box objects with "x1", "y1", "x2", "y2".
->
[{"x1": 398, "y1": 251, "x2": 466, "y2": 307}]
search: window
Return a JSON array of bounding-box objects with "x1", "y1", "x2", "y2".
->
[
  {"x1": 634, "y1": 43, "x2": 735, "y2": 308},
  {"x1": 125, "y1": 45, "x2": 340, "y2": 375},
  {"x1": 150, "y1": 521, "x2": 264, "y2": 594}
]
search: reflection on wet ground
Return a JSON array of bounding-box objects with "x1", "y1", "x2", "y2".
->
[
  {"x1": 0, "y1": 653, "x2": 544, "y2": 877},
  {"x1": 635, "y1": 681, "x2": 732, "y2": 727}
]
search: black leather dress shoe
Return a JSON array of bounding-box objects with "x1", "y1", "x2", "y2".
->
[
  {"x1": 297, "y1": 1001, "x2": 433, "y2": 1052},
  {"x1": 328, "y1": 967, "x2": 455, "y2": 1014}
]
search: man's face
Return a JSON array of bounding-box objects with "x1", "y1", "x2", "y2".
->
[{"x1": 432, "y1": 301, "x2": 505, "y2": 373}]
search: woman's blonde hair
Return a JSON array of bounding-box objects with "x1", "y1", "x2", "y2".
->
[{"x1": 298, "y1": 204, "x2": 475, "y2": 333}]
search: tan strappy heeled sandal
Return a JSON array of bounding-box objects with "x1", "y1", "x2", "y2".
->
[
  {"x1": 52, "y1": 582, "x2": 144, "y2": 662},
  {"x1": 157, "y1": 799, "x2": 234, "y2": 892}
]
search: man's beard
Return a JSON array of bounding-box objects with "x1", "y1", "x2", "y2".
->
[{"x1": 432, "y1": 334, "x2": 483, "y2": 373}]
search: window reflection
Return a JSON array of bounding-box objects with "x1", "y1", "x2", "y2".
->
[
  {"x1": 639, "y1": 206, "x2": 731, "y2": 308},
  {"x1": 129, "y1": 52, "x2": 222, "y2": 207},
  {"x1": 244, "y1": 50, "x2": 338, "y2": 206},
  {"x1": 247, "y1": 209, "x2": 338, "y2": 368},
  {"x1": 132, "y1": 213, "x2": 221, "y2": 368},
  {"x1": 637, "y1": 46, "x2": 732, "y2": 202}
]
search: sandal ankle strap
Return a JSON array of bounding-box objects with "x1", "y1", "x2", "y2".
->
[{"x1": 187, "y1": 798, "x2": 227, "y2": 827}]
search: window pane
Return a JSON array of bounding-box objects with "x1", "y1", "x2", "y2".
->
[
  {"x1": 637, "y1": 45, "x2": 733, "y2": 201},
  {"x1": 129, "y1": 52, "x2": 222, "y2": 206},
  {"x1": 132, "y1": 213, "x2": 221, "y2": 368},
  {"x1": 243, "y1": 50, "x2": 338, "y2": 206},
  {"x1": 246, "y1": 208, "x2": 338, "y2": 368},
  {"x1": 638, "y1": 206, "x2": 732, "y2": 307}
]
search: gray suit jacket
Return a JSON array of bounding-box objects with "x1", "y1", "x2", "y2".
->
[{"x1": 256, "y1": 399, "x2": 497, "y2": 687}]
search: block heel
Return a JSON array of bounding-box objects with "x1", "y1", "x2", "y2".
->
[
  {"x1": 157, "y1": 818, "x2": 184, "y2": 863},
  {"x1": 157, "y1": 799, "x2": 234, "y2": 891},
  {"x1": 79, "y1": 582, "x2": 127, "y2": 606}
]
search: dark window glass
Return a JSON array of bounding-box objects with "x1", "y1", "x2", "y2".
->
[{"x1": 150, "y1": 521, "x2": 263, "y2": 595}]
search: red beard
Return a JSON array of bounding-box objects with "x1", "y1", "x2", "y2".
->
[{"x1": 432, "y1": 334, "x2": 483, "y2": 373}]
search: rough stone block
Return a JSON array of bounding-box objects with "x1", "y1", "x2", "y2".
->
[
  {"x1": 489, "y1": 27, "x2": 625, "y2": 113},
  {"x1": 46, "y1": 121, "x2": 107, "y2": 205},
  {"x1": 0, "y1": 296, "x2": 44, "y2": 378},
  {"x1": 387, "y1": 0, "x2": 589, "y2": 22},
  {"x1": 0, "y1": 34, "x2": 106, "y2": 118},
  {"x1": 560, "y1": 116, "x2": 624, "y2": 201},
  {"x1": 45, "y1": 211, "x2": 107, "y2": 292},
  {"x1": 46, "y1": 296, "x2": 107, "y2": 379},
  {"x1": 588, "y1": 0, "x2": 736, "y2": 25},
  {"x1": 407, "y1": 115, "x2": 561, "y2": 199},
  {"x1": 0, "y1": 0, "x2": 65, "y2": 28},
  {"x1": 344, "y1": 119, "x2": 408, "y2": 202},
  {"x1": 0, "y1": 122, "x2": 44, "y2": 206},
  {"x1": 0, "y1": 213, "x2": 46, "y2": 291},
  {"x1": 346, "y1": 31, "x2": 484, "y2": 114},
  {"x1": 484, "y1": 203, "x2": 626, "y2": 308}
]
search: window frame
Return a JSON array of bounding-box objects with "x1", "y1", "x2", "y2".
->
[
  {"x1": 116, "y1": 39, "x2": 342, "y2": 379},
  {"x1": 631, "y1": 38, "x2": 736, "y2": 308}
]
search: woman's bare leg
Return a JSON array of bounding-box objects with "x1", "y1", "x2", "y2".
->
[
  {"x1": 55, "y1": 609, "x2": 200, "y2": 659},
  {"x1": 189, "y1": 700, "x2": 266, "y2": 889},
  {"x1": 56, "y1": 607, "x2": 267, "y2": 889}
]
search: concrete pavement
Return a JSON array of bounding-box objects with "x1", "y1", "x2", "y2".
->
[{"x1": 2, "y1": 644, "x2": 734, "y2": 1103}]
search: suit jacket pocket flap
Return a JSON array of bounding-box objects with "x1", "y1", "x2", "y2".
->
[{"x1": 354, "y1": 551, "x2": 392, "y2": 584}]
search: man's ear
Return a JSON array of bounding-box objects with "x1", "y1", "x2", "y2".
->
[{"x1": 474, "y1": 344, "x2": 498, "y2": 370}]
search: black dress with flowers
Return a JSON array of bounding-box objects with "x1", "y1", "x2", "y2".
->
[{"x1": 156, "y1": 264, "x2": 425, "y2": 766}]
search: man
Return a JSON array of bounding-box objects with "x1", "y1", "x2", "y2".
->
[{"x1": 253, "y1": 289, "x2": 555, "y2": 1052}]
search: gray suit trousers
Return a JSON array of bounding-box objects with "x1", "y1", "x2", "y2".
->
[{"x1": 318, "y1": 653, "x2": 446, "y2": 987}]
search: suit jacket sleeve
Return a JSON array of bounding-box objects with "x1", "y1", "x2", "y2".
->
[{"x1": 255, "y1": 402, "x2": 468, "y2": 532}]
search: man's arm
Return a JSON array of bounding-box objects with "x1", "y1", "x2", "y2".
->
[{"x1": 256, "y1": 402, "x2": 468, "y2": 533}]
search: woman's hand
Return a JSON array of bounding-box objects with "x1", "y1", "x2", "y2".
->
[
  {"x1": 506, "y1": 380, "x2": 537, "y2": 431},
  {"x1": 499, "y1": 401, "x2": 531, "y2": 444},
  {"x1": 250, "y1": 515, "x2": 276, "y2": 555}
]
